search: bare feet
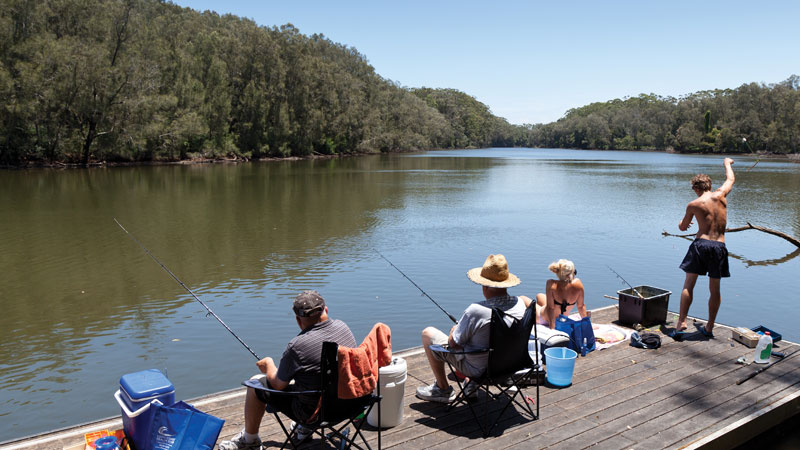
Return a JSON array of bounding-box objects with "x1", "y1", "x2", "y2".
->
[{"x1": 676, "y1": 322, "x2": 688, "y2": 332}]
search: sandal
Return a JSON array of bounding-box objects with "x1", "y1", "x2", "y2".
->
[{"x1": 695, "y1": 322, "x2": 714, "y2": 338}]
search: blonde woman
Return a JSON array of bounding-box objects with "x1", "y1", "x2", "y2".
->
[{"x1": 525, "y1": 259, "x2": 588, "y2": 329}]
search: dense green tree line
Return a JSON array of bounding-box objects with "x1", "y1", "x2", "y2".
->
[
  {"x1": 527, "y1": 77, "x2": 800, "y2": 154},
  {"x1": 410, "y1": 87, "x2": 529, "y2": 149},
  {"x1": 1, "y1": 0, "x2": 798, "y2": 166},
  {"x1": 0, "y1": 0, "x2": 518, "y2": 165}
]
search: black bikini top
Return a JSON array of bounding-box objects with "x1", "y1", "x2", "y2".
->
[{"x1": 554, "y1": 298, "x2": 576, "y2": 314}]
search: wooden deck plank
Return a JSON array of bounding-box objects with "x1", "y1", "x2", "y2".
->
[
  {"x1": 531, "y1": 344, "x2": 752, "y2": 449},
  {"x1": 673, "y1": 380, "x2": 800, "y2": 449},
  {"x1": 462, "y1": 330, "x2": 738, "y2": 448},
  {"x1": 378, "y1": 383, "x2": 547, "y2": 448},
  {"x1": 578, "y1": 433, "x2": 637, "y2": 450},
  {"x1": 505, "y1": 418, "x2": 598, "y2": 449},
  {"x1": 619, "y1": 345, "x2": 800, "y2": 444},
  {"x1": 641, "y1": 360, "x2": 800, "y2": 449},
  {"x1": 552, "y1": 339, "x2": 724, "y2": 409}
]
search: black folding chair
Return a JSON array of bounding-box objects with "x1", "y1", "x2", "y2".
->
[
  {"x1": 244, "y1": 341, "x2": 382, "y2": 449},
  {"x1": 430, "y1": 302, "x2": 540, "y2": 437}
]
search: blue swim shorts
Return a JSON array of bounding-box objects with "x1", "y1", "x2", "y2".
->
[{"x1": 679, "y1": 238, "x2": 730, "y2": 278}]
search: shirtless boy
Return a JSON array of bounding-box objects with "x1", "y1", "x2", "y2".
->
[{"x1": 676, "y1": 158, "x2": 735, "y2": 337}]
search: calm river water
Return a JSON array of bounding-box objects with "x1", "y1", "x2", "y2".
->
[{"x1": 1, "y1": 148, "x2": 799, "y2": 441}]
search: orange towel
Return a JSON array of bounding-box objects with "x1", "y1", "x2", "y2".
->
[{"x1": 337, "y1": 322, "x2": 392, "y2": 399}]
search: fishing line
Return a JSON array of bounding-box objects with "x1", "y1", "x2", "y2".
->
[
  {"x1": 114, "y1": 218, "x2": 261, "y2": 360},
  {"x1": 742, "y1": 137, "x2": 760, "y2": 172},
  {"x1": 606, "y1": 265, "x2": 644, "y2": 298},
  {"x1": 374, "y1": 249, "x2": 459, "y2": 324}
]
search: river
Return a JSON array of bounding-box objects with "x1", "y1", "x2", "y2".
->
[{"x1": 1, "y1": 148, "x2": 798, "y2": 441}]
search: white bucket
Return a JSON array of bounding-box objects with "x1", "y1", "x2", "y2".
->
[
  {"x1": 367, "y1": 357, "x2": 407, "y2": 428},
  {"x1": 533, "y1": 325, "x2": 570, "y2": 364}
]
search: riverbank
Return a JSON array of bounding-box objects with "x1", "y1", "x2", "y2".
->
[
  {"x1": 0, "y1": 150, "x2": 371, "y2": 170},
  {"x1": 3, "y1": 147, "x2": 798, "y2": 170}
]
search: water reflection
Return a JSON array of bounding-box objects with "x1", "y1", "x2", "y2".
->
[{"x1": 732, "y1": 247, "x2": 800, "y2": 267}]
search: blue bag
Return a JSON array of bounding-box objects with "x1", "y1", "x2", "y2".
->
[
  {"x1": 555, "y1": 315, "x2": 596, "y2": 356},
  {"x1": 148, "y1": 400, "x2": 224, "y2": 450}
]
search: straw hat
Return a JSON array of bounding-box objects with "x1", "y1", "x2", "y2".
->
[{"x1": 467, "y1": 254, "x2": 521, "y2": 288}]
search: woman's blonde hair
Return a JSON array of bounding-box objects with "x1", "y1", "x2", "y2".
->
[{"x1": 548, "y1": 259, "x2": 575, "y2": 282}]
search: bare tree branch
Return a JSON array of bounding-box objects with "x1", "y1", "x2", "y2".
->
[{"x1": 662, "y1": 222, "x2": 800, "y2": 248}]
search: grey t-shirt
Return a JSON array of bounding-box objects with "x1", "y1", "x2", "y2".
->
[
  {"x1": 276, "y1": 318, "x2": 356, "y2": 417},
  {"x1": 452, "y1": 295, "x2": 527, "y2": 374}
]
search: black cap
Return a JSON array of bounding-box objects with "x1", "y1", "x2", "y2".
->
[{"x1": 293, "y1": 290, "x2": 325, "y2": 317}]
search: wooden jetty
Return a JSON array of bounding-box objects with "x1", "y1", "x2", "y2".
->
[{"x1": 2, "y1": 305, "x2": 799, "y2": 450}]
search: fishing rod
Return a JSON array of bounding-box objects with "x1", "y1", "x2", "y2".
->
[
  {"x1": 374, "y1": 249, "x2": 458, "y2": 324},
  {"x1": 737, "y1": 347, "x2": 800, "y2": 385},
  {"x1": 606, "y1": 266, "x2": 644, "y2": 298},
  {"x1": 114, "y1": 218, "x2": 261, "y2": 360}
]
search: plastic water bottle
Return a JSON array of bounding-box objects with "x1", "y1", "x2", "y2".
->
[{"x1": 753, "y1": 332, "x2": 773, "y2": 364}]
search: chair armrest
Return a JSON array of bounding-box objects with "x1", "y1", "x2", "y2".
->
[
  {"x1": 242, "y1": 379, "x2": 321, "y2": 396},
  {"x1": 429, "y1": 344, "x2": 489, "y2": 355}
]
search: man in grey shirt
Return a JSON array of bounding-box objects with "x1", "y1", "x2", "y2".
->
[
  {"x1": 416, "y1": 254, "x2": 530, "y2": 403},
  {"x1": 220, "y1": 290, "x2": 356, "y2": 450}
]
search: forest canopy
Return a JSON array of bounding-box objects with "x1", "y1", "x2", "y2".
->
[
  {"x1": 528, "y1": 79, "x2": 800, "y2": 155},
  {"x1": 1, "y1": 0, "x2": 798, "y2": 166}
]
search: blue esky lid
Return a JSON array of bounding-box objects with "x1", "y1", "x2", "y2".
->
[{"x1": 119, "y1": 369, "x2": 174, "y2": 400}]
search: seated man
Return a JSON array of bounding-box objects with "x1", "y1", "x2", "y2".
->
[
  {"x1": 219, "y1": 290, "x2": 356, "y2": 450},
  {"x1": 416, "y1": 254, "x2": 529, "y2": 403}
]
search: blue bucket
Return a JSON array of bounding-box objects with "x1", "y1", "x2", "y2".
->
[{"x1": 544, "y1": 347, "x2": 577, "y2": 387}]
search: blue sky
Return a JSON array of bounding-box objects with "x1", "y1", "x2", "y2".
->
[{"x1": 172, "y1": 0, "x2": 800, "y2": 125}]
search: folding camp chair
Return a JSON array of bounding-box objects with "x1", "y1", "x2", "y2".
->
[
  {"x1": 244, "y1": 341, "x2": 382, "y2": 450},
  {"x1": 430, "y1": 302, "x2": 540, "y2": 437}
]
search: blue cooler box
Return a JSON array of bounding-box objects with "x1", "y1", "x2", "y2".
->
[{"x1": 115, "y1": 369, "x2": 175, "y2": 450}]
